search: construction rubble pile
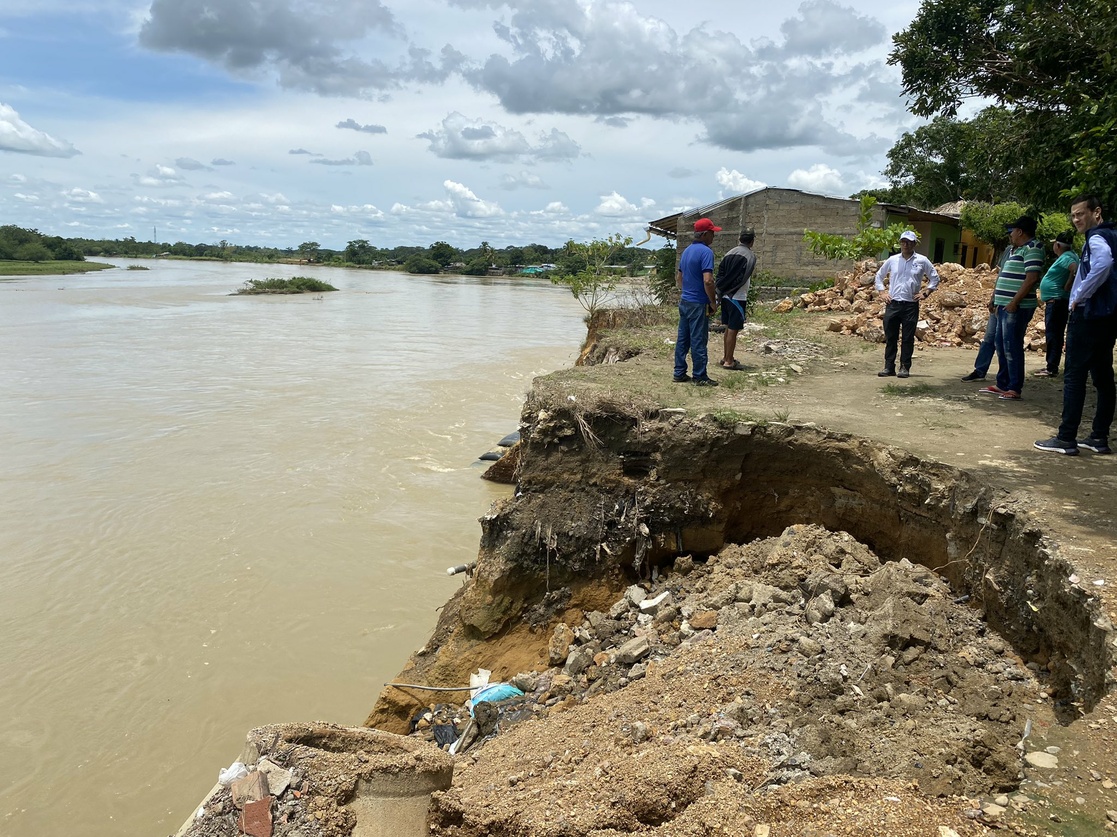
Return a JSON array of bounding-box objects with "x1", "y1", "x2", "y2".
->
[
  {"x1": 404, "y1": 525, "x2": 1080, "y2": 836},
  {"x1": 773, "y1": 260, "x2": 1049, "y2": 352}
]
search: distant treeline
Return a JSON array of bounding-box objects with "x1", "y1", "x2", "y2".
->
[
  {"x1": 0, "y1": 225, "x2": 86, "y2": 262},
  {"x1": 1, "y1": 225, "x2": 666, "y2": 277}
]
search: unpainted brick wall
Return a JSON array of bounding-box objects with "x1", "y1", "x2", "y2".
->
[{"x1": 677, "y1": 189, "x2": 877, "y2": 282}]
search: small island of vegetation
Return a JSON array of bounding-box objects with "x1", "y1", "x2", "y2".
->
[{"x1": 234, "y1": 276, "x2": 339, "y2": 295}]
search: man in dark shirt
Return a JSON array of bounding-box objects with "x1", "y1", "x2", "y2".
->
[{"x1": 715, "y1": 228, "x2": 757, "y2": 371}]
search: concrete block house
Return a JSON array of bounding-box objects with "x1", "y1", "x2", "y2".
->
[{"x1": 647, "y1": 187, "x2": 964, "y2": 282}]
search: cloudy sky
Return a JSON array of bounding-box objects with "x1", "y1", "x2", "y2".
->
[{"x1": 0, "y1": 0, "x2": 926, "y2": 251}]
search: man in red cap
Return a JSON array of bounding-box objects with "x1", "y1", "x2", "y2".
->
[{"x1": 673, "y1": 217, "x2": 721, "y2": 386}]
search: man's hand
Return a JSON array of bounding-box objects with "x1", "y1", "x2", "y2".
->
[
  {"x1": 1006, "y1": 300, "x2": 1019, "y2": 313},
  {"x1": 879, "y1": 291, "x2": 891, "y2": 304},
  {"x1": 706, "y1": 301, "x2": 718, "y2": 316}
]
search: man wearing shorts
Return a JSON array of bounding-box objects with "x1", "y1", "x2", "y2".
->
[{"x1": 715, "y1": 228, "x2": 757, "y2": 370}]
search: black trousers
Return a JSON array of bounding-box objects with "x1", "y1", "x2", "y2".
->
[
  {"x1": 1058, "y1": 309, "x2": 1117, "y2": 442},
  {"x1": 882, "y1": 300, "x2": 919, "y2": 371}
]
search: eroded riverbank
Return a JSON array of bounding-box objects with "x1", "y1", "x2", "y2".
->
[{"x1": 366, "y1": 309, "x2": 1117, "y2": 836}]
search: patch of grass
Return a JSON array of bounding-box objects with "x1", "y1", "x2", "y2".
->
[
  {"x1": 127, "y1": 264, "x2": 150, "y2": 270},
  {"x1": 235, "y1": 276, "x2": 338, "y2": 295},
  {"x1": 717, "y1": 373, "x2": 753, "y2": 391},
  {"x1": 709, "y1": 408, "x2": 763, "y2": 427},
  {"x1": 880, "y1": 382, "x2": 936, "y2": 396},
  {"x1": 0, "y1": 260, "x2": 114, "y2": 276},
  {"x1": 773, "y1": 408, "x2": 791, "y2": 422}
]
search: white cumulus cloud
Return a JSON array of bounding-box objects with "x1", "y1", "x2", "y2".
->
[
  {"x1": 787, "y1": 163, "x2": 845, "y2": 195},
  {"x1": 443, "y1": 180, "x2": 502, "y2": 218},
  {"x1": 716, "y1": 168, "x2": 766, "y2": 197},
  {"x1": 595, "y1": 191, "x2": 637, "y2": 216},
  {"x1": 63, "y1": 187, "x2": 103, "y2": 203},
  {"x1": 0, "y1": 103, "x2": 79, "y2": 158}
]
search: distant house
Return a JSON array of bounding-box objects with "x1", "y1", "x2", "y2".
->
[
  {"x1": 647, "y1": 187, "x2": 963, "y2": 282},
  {"x1": 930, "y1": 201, "x2": 995, "y2": 268}
]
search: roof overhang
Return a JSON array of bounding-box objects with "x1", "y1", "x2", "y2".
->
[{"x1": 646, "y1": 212, "x2": 681, "y2": 240}]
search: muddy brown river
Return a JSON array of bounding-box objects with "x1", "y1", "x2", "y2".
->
[{"x1": 0, "y1": 259, "x2": 586, "y2": 836}]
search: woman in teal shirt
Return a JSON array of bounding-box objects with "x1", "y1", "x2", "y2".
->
[{"x1": 1036, "y1": 231, "x2": 1080, "y2": 376}]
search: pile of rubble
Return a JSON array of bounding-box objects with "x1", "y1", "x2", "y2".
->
[
  {"x1": 402, "y1": 525, "x2": 1073, "y2": 836},
  {"x1": 774, "y1": 260, "x2": 1050, "y2": 351}
]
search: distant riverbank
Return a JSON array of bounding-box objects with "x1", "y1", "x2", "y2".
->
[{"x1": 0, "y1": 260, "x2": 115, "y2": 276}]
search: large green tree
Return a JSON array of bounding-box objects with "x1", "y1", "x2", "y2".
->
[
  {"x1": 889, "y1": 0, "x2": 1117, "y2": 209},
  {"x1": 882, "y1": 107, "x2": 1022, "y2": 206}
]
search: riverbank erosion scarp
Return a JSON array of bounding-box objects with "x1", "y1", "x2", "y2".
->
[
  {"x1": 365, "y1": 340, "x2": 1117, "y2": 833},
  {"x1": 370, "y1": 392, "x2": 1113, "y2": 729}
]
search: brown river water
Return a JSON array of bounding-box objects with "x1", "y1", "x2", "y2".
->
[{"x1": 0, "y1": 259, "x2": 586, "y2": 836}]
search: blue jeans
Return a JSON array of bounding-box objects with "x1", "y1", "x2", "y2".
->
[
  {"x1": 993, "y1": 306, "x2": 1034, "y2": 394},
  {"x1": 674, "y1": 300, "x2": 710, "y2": 379},
  {"x1": 973, "y1": 312, "x2": 997, "y2": 375},
  {"x1": 1044, "y1": 297, "x2": 1070, "y2": 374},
  {"x1": 1057, "y1": 309, "x2": 1117, "y2": 442}
]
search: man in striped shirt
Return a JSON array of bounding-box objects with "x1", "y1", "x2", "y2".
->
[{"x1": 978, "y1": 216, "x2": 1042, "y2": 400}]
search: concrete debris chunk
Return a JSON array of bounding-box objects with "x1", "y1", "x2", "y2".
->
[
  {"x1": 1024, "y1": 751, "x2": 1059, "y2": 769},
  {"x1": 615, "y1": 636, "x2": 650, "y2": 665},
  {"x1": 625, "y1": 585, "x2": 647, "y2": 606},
  {"x1": 638, "y1": 591, "x2": 672, "y2": 615},
  {"x1": 256, "y1": 759, "x2": 291, "y2": 797},
  {"x1": 230, "y1": 770, "x2": 269, "y2": 809}
]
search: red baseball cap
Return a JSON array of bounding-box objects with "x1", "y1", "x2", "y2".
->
[{"x1": 694, "y1": 218, "x2": 722, "y2": 232}]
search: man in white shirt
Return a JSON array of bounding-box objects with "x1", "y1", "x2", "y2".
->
[{"x1": 874, "y1": 230, "x2": 941, "y2": 378}]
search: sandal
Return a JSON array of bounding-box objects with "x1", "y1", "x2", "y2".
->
[
  {"x1": 1032, "y1": 369, "x2": 1055, "y2": 377},
  {"x1": 721, "y1": 360, "x2": 745, "y2": 370}
]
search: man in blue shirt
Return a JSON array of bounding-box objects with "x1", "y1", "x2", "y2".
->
[
  {"x1": 674, "y1": 217, "x2": 721, "y2": 386},
  {"x1": 1035, "y1": 195, "x2": 1117, "y2": 455}
]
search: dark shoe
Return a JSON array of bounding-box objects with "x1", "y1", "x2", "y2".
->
[
  {"x1": 1078, "y1": 436, "x2": 1113, "y2": 454},
  {"x1": 693, "y1": 376, "x2": 719, "y2": 387},
  {"x1": 878, "y1": 368, "x2": 895, "y2": 377},
  {"x1": 961, "y1": 370, "x2": 985, "y2": 382},
  {"x1": 897, "y1": 367, "x2": 910, "y2": 378},
  {"x1": 977, "y1": 385, "x2": 1004, "y2": 395},
  {"x1": 1034, "y1": 437, "x2": 1079, "y2": 455},
  {"x1": 673, "y1": 374, "x2": 691, "y2": 383}
]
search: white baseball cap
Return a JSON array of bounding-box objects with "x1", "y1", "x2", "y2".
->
[{"x1": 899, "y1": 230, "x2": 918, "y2": 242}]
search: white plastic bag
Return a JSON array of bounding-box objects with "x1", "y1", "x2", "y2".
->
[{"x1": 217, "y1": 761, "x2": 249, "y2": 786}]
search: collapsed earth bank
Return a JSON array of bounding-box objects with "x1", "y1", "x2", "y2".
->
[{"x1": 365, "y1": 350, "x2": 1115, "y2": 834}]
